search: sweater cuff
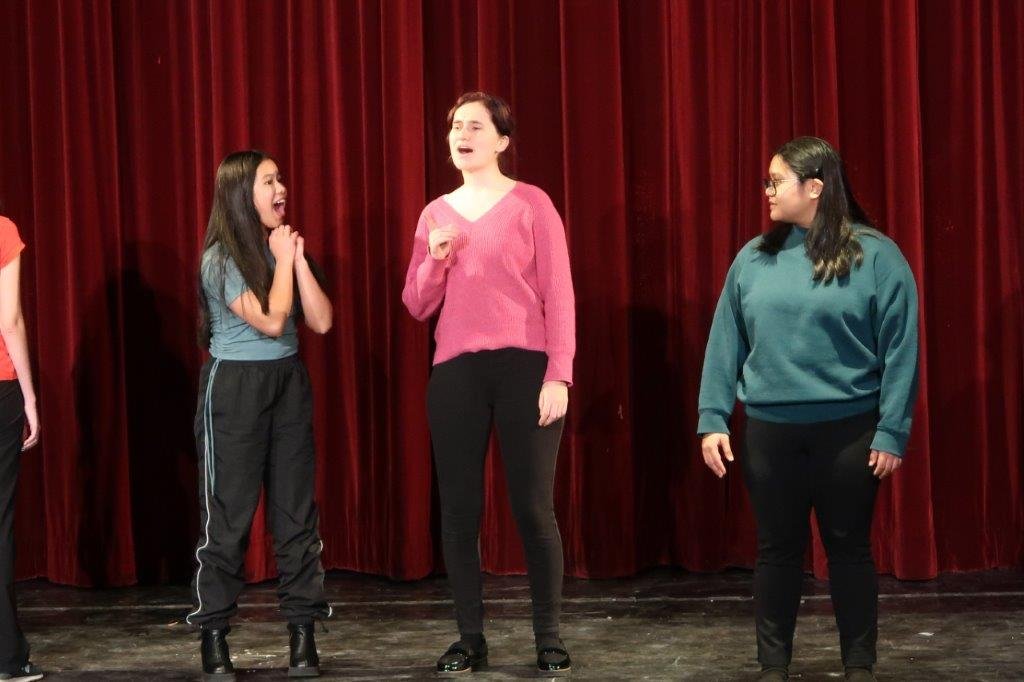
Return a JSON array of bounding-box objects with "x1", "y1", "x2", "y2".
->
[
  {"x1": 422, "y1": 251, "x2": 450, "y2": 272},
  {"x1": 697, "y1": 411, "x2": 730, "y2": 437},
  {"x1": 543, "y1": 354, "x2": 573, "y2": 387},
  {"x1": 870, "y1": 428, "x2": 907, "y2": 458}
]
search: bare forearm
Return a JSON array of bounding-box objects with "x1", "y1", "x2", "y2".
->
[
  {"x1": 268, "y1": 257, "x2": 295, "y2": 318},
  {"x1": 296, "y1": 260, "x2": 332, "y2": 333}
]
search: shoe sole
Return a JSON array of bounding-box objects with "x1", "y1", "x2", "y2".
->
[
  {"x1": 537, "y1": 665, "x2": 572, "y2": 678},
  {"x1": 436, "y1": 657, "x2": 488, "y2": 677},
  {"x1": 288, "y1": 666, "x2": 320, "y2": 678}
]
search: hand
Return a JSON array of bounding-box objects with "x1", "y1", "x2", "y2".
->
[
  {"x1": 701, "y1": 433, "x2": 733, "y2": 478},
  {"x1": 22, "y1": 398, "x2": 39, "y2": 451},
  {"x1": 269, "y1": 224, "x2": 297, "y2": 261},
  {"x1": 426, "y1": 213, "x2": 460, "y2": 261},
  {"x1": 869, "y1": 449, "x2": 902, "y2": 478},
  {"x1": 538, "y1": 381, "x2": 568, "y2": 427}
]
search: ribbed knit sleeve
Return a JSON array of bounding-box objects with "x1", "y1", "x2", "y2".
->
[
  {"x1": 529, "y1": 189, "x2": 576, "y2": 384},
  {"x1": 697, "y1": 251, "x2": 750, "y2": 435},
  {"x1": 401, "y1": 206, "x2": 449, "y2": 321},
  {"x1": 869, "y1": 240, "x2": 920, "y2": 456}
]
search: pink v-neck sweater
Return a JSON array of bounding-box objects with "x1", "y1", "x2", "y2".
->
[{"x1": 402, "y1": 182, "x2": 576, "y2": 384}]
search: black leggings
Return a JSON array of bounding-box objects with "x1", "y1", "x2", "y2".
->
[
  {"x1": 0, "y1": 382, "x2": 28, "y2": 674},
  {"x1": 427, "y1": 348, "x2": 565, "y2": 638},
  {"x1": 742, "y1": 410, "x2": 881, "y2": 669}
]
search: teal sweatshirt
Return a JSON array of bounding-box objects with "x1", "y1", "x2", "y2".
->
[{"x1": 697, "y1": 225, "x2": 919, "y2": 456}]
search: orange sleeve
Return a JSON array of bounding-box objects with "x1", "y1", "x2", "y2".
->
[{"x1": 0, "y1": 217, "x2": 26, "y2": 269}]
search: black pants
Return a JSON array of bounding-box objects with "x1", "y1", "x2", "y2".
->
[
  {"x1": 427, "y1": 349, "x2": 565, "y2": 638},
  {"x1": 742, "y1": 410, "x2": 881, "y2": 668},
  {"x1": 0, "y1": 382, "x2": 27, "y2": 673},
  {"x1": 187, "y1": 356, "x2": 330, "y2": 629}
]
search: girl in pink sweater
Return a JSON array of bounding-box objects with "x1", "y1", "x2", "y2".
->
[{"x1": 402, "y1": 91, "x2": 575, "y2": 677}]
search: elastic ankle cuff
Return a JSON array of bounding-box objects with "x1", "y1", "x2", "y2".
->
[{"x1": 201, "y1": 621, "x2": 229, "y2": 632}]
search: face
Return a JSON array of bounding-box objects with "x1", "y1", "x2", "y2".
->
[
  {"x1": 448, "y1": 100, "x2": 509, "y2": 172},
  {"x1": 765, "y1": 154, "x2": 821, "y2": 226},
  {"x1": 253, "y1": 158, "x2": 287, "y2": 228}
]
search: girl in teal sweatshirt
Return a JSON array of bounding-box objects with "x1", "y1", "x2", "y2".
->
[{"x1": 698, "y1": 136, "x2": 919, "y2": 682}]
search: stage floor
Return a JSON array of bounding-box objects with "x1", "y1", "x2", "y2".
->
[{"x1": 16, "y1": 568, "x2": 1024, "y2": 680}]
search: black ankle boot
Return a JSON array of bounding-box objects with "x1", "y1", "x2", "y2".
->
[
  {"x1": 200, "y1": 626, "x2": 235, "y2": 680},
  {"x1": 288, "y1": 623, "x2": 321, "y2": 677},
  {"x1": 436, "y1": 636, "x2": 488, "y2": 676}
]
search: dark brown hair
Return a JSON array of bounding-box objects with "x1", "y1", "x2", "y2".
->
[
  {"x1": 446, "y1": 91, "x2": 515, "y2": 173},
  {"x1": 758, "y1": 136, "x2": 878, "y2": 283},
  {"x1": 197, "y1": 151, "x2": 274, "y2": 347},
  {"x1": 196, "y1": 150, "x2": 326, "y2": 347}
]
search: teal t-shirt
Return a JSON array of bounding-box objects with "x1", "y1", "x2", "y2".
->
[
  {"x1": 697, "y1": 225, "x2": 919, "y2": 456},
  {"x1": 201, "y1": 243, "x2": 298, "y2": 360}
]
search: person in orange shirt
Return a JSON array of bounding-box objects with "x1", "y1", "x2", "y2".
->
[{"x1": 0, "y1": 216, "x2": 42, "y2": 682}]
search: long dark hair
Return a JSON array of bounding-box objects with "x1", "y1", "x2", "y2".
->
[
  {"x1": 197, "y1": 150, "x2": 275, "y2": 347},
  {"x1": 758, "y1": 136, "x2": 877, "y2": 282},
  {"x1": 446, "y1": 91, "x2": 516, "y2": 174}
]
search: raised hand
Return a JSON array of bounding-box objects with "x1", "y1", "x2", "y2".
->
[
  {"x1": 269, "y1": 224, "x2": 297, "y2": 261},
  {"x1": 426, "y1": 213, "x2": 460, "y2": 261}
]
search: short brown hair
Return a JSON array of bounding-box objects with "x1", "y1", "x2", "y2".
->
[{"x1": 446, "y1": 91, "x2": 516, "y2": 172}]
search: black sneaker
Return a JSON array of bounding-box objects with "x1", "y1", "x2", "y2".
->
[{"x1": 0, "y1": 663, "x2": 44, "y2": 681}]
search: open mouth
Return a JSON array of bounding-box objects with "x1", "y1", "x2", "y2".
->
[
  {"x1": 273, "y1": 198, "x2": 286, "y2": 218},
  {"x1": 456, "y1": 145, "x2": 474, "y2": 156}
]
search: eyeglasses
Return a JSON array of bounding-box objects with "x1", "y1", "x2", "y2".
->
[{"x1": 762, "y1": 177, "x2": 801, "y2": 197}]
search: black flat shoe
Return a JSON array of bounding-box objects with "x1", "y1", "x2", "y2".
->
[
  {"x1": 288, "y1": 623, "x2": 321, "y2": 677},
  {"x1": 436, "y1": 638, "x2": 488, "y2": 676},
  {"x1": 536, "y1": 642, "x2": 571, "y2": 677},
  {"x1": 200, "y1": 627, "x2": 236, "y2": 681},
  {"x1": 845, "y1": 667, "x2": 876, "y2": 681},
  {"x1": 758, "y1": 667, "x2": 788, "y2": 681}
]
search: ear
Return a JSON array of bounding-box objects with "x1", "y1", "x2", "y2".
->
[
  {"x1": 807, "y1": 178, "x2": 824, "y2": 199},
  {"x1": 496, "y1": 135, "x2": 510, "y2": 153}
]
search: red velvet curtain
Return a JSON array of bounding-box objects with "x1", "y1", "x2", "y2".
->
[{"x1": 0, "y1": 0, "x2": 1019, "y2": 587}]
